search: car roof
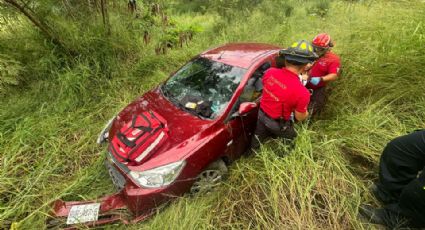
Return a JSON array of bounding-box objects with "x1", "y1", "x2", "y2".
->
[{"x1": 201, "y1": 43, "x2": 281, "y2": 69}]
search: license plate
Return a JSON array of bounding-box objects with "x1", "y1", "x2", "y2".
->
[{"x1": 66, "y1": 203, "x2": 100, "y2": 225}]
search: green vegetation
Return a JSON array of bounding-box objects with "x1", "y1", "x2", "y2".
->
[{"x1": 1, "y1": 0, "x2": 425, "y2": 229}]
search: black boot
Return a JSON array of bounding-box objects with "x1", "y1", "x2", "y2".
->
[
  {"x1": 370, "y1": 183, "x2": 398, "y2": 205},
  {"x1": 358, "y1": 204, "x2": 387, "y2": 226},
  {"x1": 359, "y1": 204, "x2": 411, "y2": 229}
]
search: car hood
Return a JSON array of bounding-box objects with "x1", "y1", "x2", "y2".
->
[{"x1": 108, "y1": 87, "x2": 214, "y2": 164}]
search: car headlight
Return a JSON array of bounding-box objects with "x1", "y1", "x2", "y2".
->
[
  {"x1": 129, "y1": 161, "x2": 186, "y2": 188},
  {"x1": 96, "y1": 117, "x2": 115, "y2": 144}
]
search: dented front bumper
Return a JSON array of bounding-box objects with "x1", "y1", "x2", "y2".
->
[
  {"x1": 52, "y1": 193, "x2": 131, "y2": 228},
  {"x1": 50, "y1": 185, "x2": 169, "y2": 228},
  {"x1": 50, "y1": 156, "x2": 179, "y2": 228}
]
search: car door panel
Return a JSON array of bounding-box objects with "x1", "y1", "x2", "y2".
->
[{"x1": 225, "y1": 59, "x2": 273, "y2": 160}]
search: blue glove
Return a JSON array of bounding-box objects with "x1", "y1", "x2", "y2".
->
[{"x1": 309, "y1": 77, "x2": 321, "y2": 86}]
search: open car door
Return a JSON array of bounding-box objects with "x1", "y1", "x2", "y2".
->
[{"x1": 224, "y1": 60, "x2": 274, "y2": 160}]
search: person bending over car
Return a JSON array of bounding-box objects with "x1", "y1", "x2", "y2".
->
[
  {"x1": 251, "y1": 40, "x2": 318, "y2": 149},
  {"x1": 359, "y1": 129, "x2": 425, "y2": 228},
  {"x1": 306, "y1": 33, "x2": 341, "y2": 116}
]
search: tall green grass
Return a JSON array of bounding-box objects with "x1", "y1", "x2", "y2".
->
[{"x1": 1, "y1": 0, "x2": 425, "y2": 229}]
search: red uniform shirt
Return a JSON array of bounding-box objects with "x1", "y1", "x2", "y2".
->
[
  {"x1": 260, "y1": 68, "x2": 310, "y2": 120},
  {"x1": 306, "y1": 51, "x2": 341, "y2": 90}
]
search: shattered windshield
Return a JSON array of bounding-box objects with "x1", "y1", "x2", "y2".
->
[{"x1": 161, "y1": 57, "x2": 246, "y2": 119}]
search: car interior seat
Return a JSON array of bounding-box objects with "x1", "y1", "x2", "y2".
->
[
  {"x1": 239, "y1": 62, "x2": 271, "y2": 103},
  {"x1": 253, "y1": 62, "x2": 271, "y2": 92}
]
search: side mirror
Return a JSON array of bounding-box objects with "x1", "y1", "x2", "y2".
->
[{"x1": 238, "y1": 102, "x2": 257, "y2": 116}]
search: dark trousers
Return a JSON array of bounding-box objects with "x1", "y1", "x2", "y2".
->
[
  {"x1": 376, "y1": 130, "x2": 425, "y2": 228},
  {"x1": 251, "y1": 110, "x2": 296, "y2": 149},
  {"x1": 308, "y1": 87, "x2": 327, "y2": 116}
]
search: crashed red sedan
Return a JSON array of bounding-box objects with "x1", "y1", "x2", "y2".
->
[{"x1": 51, "y1": 43, "x2": 281, "y2": 227}]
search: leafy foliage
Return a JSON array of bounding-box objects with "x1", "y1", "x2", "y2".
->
[
  {"x1": 0, "y1": 0, "x2": 425, "y2": 229},
  {"x1": 306, "y1": 0, "x2": 331, "y2": 17}
]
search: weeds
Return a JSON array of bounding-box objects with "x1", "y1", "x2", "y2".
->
[
  {"x1": 0, "y1": 54, "x2": 21, "y2": 94},
  {"x1": 1, "y1": 0, "x2": 425, "y2": 229},
  {"x1": 307, "y1": 0, "x2": 331, "y2": 17}
]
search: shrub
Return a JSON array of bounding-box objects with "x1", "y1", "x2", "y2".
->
[{"x1": 307, "y1": 0, "x2": 331, "y2": 17}]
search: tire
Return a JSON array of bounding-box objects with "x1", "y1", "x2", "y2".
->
[{"x1": 190, "y1": 159, "x2": 228, "y2": 194}]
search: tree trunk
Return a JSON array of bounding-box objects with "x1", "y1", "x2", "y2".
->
[
  {"x1": 100, "y1": 0, "x2": 110, "y2": 35},
  {"x1": 62, "y1": 0, "x2": 76, "y2": 19},
  {"x1": 2, "y1": 0, "x2": 75, "y2": 55}
]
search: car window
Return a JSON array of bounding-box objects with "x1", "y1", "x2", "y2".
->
[
  {"x1": 225, "y1": 61, "x2": 272, "y2": 122},
  {"x1": 239, "y1": 61, "x2": 271, "y2": 103},
  {"x1": 161, "y1": 57, "x2": 247, "y2": 119}
]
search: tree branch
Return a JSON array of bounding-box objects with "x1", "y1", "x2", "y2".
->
[{"x1": 2, "y1": 0, "x2": 76, "y2": 56}]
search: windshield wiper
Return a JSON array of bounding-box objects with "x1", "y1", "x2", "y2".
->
[{"x1": 160, "y1": 84, "x2": 171, "y2": 98}]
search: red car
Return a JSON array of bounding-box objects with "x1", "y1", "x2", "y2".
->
[{"x1": 51, "y1": 43, "x2": 281, "y2": 228}]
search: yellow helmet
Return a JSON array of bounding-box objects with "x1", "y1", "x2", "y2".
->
[{"x1": 280, "y1": 40, "x2": 318, "y2": 64}]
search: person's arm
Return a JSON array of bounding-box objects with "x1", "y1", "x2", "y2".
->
[
  {"x1": 321, "y1": 73, "x2": 338, "y2": 82},
  {"x1": 322, "y1": 59, "x2": 340, "y2": 82},
  {"x1": 309, "y1": 59, "x2": 340, "y2": 85},
  {"x1": 295, "y1": 110, "x2": 309, "y2": 121}
]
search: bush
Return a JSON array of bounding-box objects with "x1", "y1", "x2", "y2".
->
[{"x1": 307, "y1": 0, "x2": 331, "y2": 17}]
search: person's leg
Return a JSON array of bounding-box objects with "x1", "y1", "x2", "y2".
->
[
  {"x1": 251, "y1": 111, "x2": 271, "y2": 149},
  {"x1": 280, "y1": 122, "x2": 296, "y2": 151},
  {"x1": 308, "y1": 86, "x2": 327, "y2": 116},
  {"x1": 377, "y1": 130, "x2": 425, "y2": 202},
  {"x1": 398, "y1": 169, "x2": 425, "y2": 228},
  {"x1": 265, "y1": 118, "x2": 296, "y2": 151},
  {"x1": 359, "y1": 203, "x2": 406, "y2": 228},
  {"x1": 367, "y1": 170, "x2": 425, "y2": 229},
  {"x1": 279, "y1": 121, "x2": 297, "y2": 141}
]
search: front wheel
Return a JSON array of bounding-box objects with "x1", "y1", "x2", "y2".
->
[{"x1": 190, "y1": 159, "x2": 228, "y2": 194}]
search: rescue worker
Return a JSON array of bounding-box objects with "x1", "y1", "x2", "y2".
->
[
  {"x1": 306, "y1": 33, "x2": 341, "y2": 115},
  {"x1": 359, "y1": 130, "x2": 425, "y2": 228},
  {"x1": 251, "y1": 40, "x2": 317, "y2": 149}
]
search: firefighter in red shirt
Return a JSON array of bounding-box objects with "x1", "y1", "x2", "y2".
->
[
  {"x1": 251, "y1": 40, "x2": 318, "y2": 148},
  {"x1": 306, "y1": 33, "x2": 341, "y2": 115}
]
